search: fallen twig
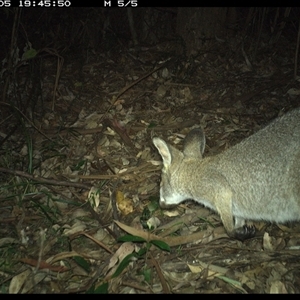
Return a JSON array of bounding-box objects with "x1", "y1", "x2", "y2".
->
[{"x1": 0, "y1": 167, "x2": 91, "y2": 190}]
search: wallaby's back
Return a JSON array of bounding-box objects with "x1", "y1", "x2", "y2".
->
[
  {"x1": 153, "y1": 108, "x2": 300, "y2": 240},
  {"x1": 206, "y1": 108, "x2": 300, "y2": 223}
]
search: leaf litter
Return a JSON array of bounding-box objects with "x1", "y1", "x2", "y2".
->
[{"x1": 1, "y1": 38, "x2": 300, "y2": 294}]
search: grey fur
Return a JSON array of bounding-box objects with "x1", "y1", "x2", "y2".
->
[{"x1": 153, "y1": 108, "x2": 300, "y2": 239}]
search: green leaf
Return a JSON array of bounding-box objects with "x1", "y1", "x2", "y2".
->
[
  {"x1": 148, "y1": 122, "x2": 157, "y2": 128},
  {"x1": 117, "y1": 235, "x2": 146, "y2": 243},
  {"x1": 142, "y1": 268, "x2": 152, "y2": 283},
  {"x1": 73, "y1": 160, "x2": 86, "y2": 171},
  {"x1": 74, "y1": 81, "x2": 83, "y2": 88},
  {"x1": 137, "y1": 246, "x2": 148, "y2": 257},
  {"x1": 73, "y1": 256, "x2": 90, "y2": 273},
  {"x1": 216, "y1": 275, "x2": 247, "y2": 293},
  {"x1": 112, "y1": 253, "x2": 135, "y2": 278},
  {"x1": 87, "y1": 282, "x2": 109, "y2": 294},
  {"x1": 147, "y1": 197, "x2": 160, "y2": 212},
  {"x1": 150, "y1": 240, "x2": 170, "y2": 252},
  {"x1": 141, "y1": 206, "x2": 151, "y2": 221},
  {"x1": 22, "y1": 48, "x2": 38, "y2": 60}
]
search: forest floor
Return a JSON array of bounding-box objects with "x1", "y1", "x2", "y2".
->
[{"x1": 1, "y1": 36, "x2": 300, "y2": 293}]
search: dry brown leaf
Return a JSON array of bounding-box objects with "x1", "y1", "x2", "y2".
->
[
  {"x1": 263, "y1": 232, "x2": 275, "y2": 251},
  {"x1": 9, "y1": 270, "x2": 31, "y2": 294},
  {"x1": 63, "y1": 221, "x2": 87, "y2": 236},
  {"x1": 114, "y1": 220, "x2": 227, "y2": 247},
  {"x1": 116, "y1": 190, "x2": 133, "y2": 215},
  {"x1": 105, "y1": 242, "x2": 137, "y2": 279},
  {"x1": 88, "y1": 186, "x2": 101, "y2": 211},
  {"x1": 269, "y1": 280, "x2": 288, "y2": 293}
]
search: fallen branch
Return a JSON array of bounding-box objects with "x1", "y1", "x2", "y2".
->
[{"x1": 0, "y1": 167, "x2": 91, "y2": 190}]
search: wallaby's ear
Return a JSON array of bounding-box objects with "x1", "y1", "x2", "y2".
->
[
  {"x1": 183, "y1": 128, "x2": 206, "y2": 159},
  {"x1": 153, "y1": 137, "x2": 172, "y2": 165}
]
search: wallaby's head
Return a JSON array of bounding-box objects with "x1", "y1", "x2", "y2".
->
[{"x1": 153, "y1": 128, "x2": 206, "y2": 208}]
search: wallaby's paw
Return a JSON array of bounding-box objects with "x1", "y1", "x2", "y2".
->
[{"x1": 234, "y1": 225, "x2": 256, "y2": 241}]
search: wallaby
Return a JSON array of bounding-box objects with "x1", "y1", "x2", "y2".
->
[{"x1": 153, "y1": 108, "x2": 300, "y2": 240}]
